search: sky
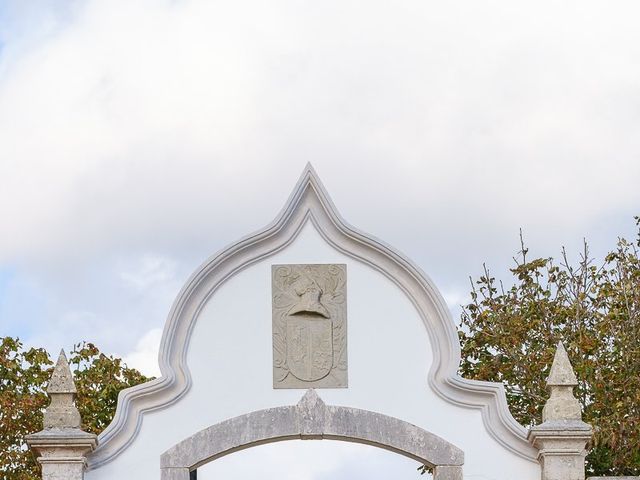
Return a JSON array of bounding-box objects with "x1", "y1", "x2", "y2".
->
[{"x1": 0, "y1": 0, "x2": 639, "y2": 476}]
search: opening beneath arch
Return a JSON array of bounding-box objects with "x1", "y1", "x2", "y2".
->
[{"x1": 194, "y1": 440, "x2": 432, "y2": 480}]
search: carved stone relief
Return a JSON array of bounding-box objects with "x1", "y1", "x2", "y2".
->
[{"x1": 272, "y1": 264, "x2": 347, "y2": 388}]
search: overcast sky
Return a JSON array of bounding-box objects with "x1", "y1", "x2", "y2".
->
[{"x1": 0, "y1": 0, "x2": 639, "y2": 476}]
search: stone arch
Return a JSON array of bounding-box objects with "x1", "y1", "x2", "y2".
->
[{"x1": 160, "y1": 390, "x2": 463, "y2": 480}]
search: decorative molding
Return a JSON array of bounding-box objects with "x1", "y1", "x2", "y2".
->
[
  {"x1": 160, "y1": 390, "x2": 463, "y2": 479},
  {"x1": 87, "y1": 163, "x2": 537, "y2": 469}
]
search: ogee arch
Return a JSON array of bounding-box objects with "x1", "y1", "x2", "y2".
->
[{"x1": 88, "y1": 164, "x2": 537, "y2": 470}]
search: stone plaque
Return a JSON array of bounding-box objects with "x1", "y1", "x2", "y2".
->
[{"x1": 272, "y1": 264, "x2": 347, "y2": 388}]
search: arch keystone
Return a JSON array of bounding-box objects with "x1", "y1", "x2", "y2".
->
[{"x1": 297, "y1": 389, "x2": 326, "y2": 438}]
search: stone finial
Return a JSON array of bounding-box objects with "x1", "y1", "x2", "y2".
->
[
  {"x1": 47, "y1": 349, "x2": 77, "y2": 394},
  {"x1": 529, "y1": 341, "x2": 592, "y2": 480},
  {"x1": 547, "y1": 341, "x2": 578, "y2": 387},
  {"x1": 43, "y1": 349, "x2": 82, "y2": 428},
  {"x1": 26, "y1": 349, "x2": 97, "y2": 480},
  {"x1": 542, "y1": 342, "x2": 582, "y2": 422}
]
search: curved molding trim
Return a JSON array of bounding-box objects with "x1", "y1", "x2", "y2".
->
[
  {"x1": 160, "y1": 389, "x2": 463, "y2": 474},
  {"x1": 87, "y1": 163, "x2": 537, "y2": 469}
]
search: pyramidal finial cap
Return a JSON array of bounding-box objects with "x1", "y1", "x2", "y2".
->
[
  {"x1": 47, "y1": 349, "x2": 77, "y2": 394},
  {"x1": 546, "y1": 341, "x2": 578, "y2": 387}
]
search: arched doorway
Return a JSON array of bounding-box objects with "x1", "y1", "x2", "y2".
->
[
  {"x1": 160, "y1": 390, "x2": 463, "y2": 480},
  {"x1": 195, "y1": 439, "x2": 429, "y2": 479}
]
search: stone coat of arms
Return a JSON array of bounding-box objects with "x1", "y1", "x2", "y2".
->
[{"x1": 272, "y1": 264, "x2": 347, "y2": 388}]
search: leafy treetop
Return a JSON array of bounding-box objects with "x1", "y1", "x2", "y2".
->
[
  {"x1": 0, "y1": 339, "x2": 152, "y2": 480},
  {"x1": 459, "y1": 217, "x2": 640, "y2": 476}
]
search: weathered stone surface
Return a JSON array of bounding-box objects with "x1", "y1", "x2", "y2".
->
[
  {"x1": 543, "y1": 342, "x2": 582, "y2": 422},
  {"x1": 296, "y1": 388, "x2": 326, "y2": 438},
  {"x1": 543, "y1": 343, "x2": 582, "y2": 422},
  {"x1": 272, "y1": 264, "x2": 347, "y2": 388},
  {"x1": 42, "y1": 350, "x2": 82, "y2": 428},
  {"x1": 542, "y1": 387, "x2": 582, "y2": 422},
  {"x1": 48, "y1": 349, "x2": 77, "y2": 393},
  {"x1": 433, "y1": 465, "x2": 464, "y2": 480},
  {"x1": 43, "y1": 393, "x2": 81, "y2": 429},
  {"x1": 41, "y1": 462, "x2": 85, "y2": 480},
  {"x1": 529, "y1": 342, "x2": 592, "y2": 480},
  {"x1": 323, "y1": 404, "x2": 462, "y2": 466},
  {"x1": 547, "y1": 342, "x2": 579, "y2": 386},
  {"x1": 161, "y1": 468, "x2": 190, "y2": 480},
  {"x1": 161, "y1": 390, "x2": 463, "y2": 479},
  {"x1": 26, "y1": 350, "x2": 97, "y2": 480},
  {"x1": 27, "y1": 428, "x2": 98, "y2": 479}
]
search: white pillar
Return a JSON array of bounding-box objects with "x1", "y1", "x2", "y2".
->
[
  {"x1": 26, "y1": 350, "x2": 98, "y2": 480},
  {"x1": 528, "y1": 342, "x2": 592, "y2": 480}
]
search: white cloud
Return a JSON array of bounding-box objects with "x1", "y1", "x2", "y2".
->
[
  {"x1": 122, "y1": 327, "x2": 162, "y2": 377},
  {"x1": 0, "y1": 0, "x2": 638, "y2": 268},
  {"x1": 0, "y1": 0, "x2": 638, "y2": 362},
  {"x1": 6, "y1": 252, "x2": 184, "y2": 359},
  {"x1": 118, "y1": 254, "x2": 177, "y2": 291},
  {"x1": 440, "y1": 289, "x2": 471, "y2": 322}
]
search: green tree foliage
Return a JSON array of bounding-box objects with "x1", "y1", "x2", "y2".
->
[
  {"x1": 459, "y1": 217, "x2": 640, "y2": 476},
  {"x1": 0, "y1": 338, "x2": 50, "y2": 480},
  {"x1": 0, "y1": 338, "x2": 152, "y2": 479}
]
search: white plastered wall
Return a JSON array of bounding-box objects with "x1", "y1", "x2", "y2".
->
[{"x1": 86, "y1": 222, "x2": 540, "y2": 480}]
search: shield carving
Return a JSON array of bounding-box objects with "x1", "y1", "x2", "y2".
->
[
  {"x1": 272, "y1": 263, "x2": 347, "y2": 389},
  {"x1": 286, "y1": 313, "x2": 333, "y2": 382}
]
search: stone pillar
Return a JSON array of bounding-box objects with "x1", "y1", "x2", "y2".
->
[
  {"x1": 528, "y1": 342, "x2": 592, "y2": 480},
  {"x1": 26, "y1": 350, "x2": 98, "y2": 480}
]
